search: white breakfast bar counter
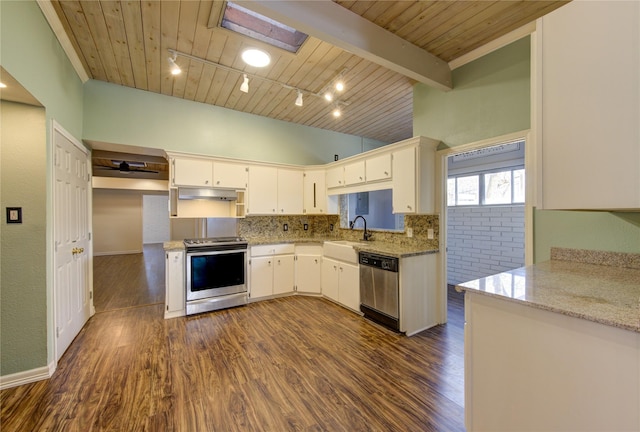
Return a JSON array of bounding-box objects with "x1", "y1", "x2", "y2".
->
[{"x1": 456, "y1": 247, "x2": 640, "y2": 432}]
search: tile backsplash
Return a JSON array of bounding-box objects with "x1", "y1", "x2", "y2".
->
[{"x1": 238, "y1": 214, "x2": 439, "y2": 249}]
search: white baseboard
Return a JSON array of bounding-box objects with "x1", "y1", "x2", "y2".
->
[{"x1": 0, "y1": 361, "x2": 55, "y2": 390}]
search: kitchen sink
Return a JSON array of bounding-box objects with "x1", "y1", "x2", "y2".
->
[{"x1": 323, "y1": 241, "x2": 362, "y2": 263}]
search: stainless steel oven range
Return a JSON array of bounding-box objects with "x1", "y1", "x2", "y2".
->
[{"x1": 184, "y1": 237, "x2": 248, "y2": 315}]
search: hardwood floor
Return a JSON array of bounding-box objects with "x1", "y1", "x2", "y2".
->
[
  {"x1": 93, "y1": 243, "x2": 165, "y2": 312},
  {"x1": 1, "y1": 253, "x2": 465, "y2": 432}
]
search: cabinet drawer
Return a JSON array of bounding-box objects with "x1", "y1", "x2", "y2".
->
[
  {"x1": 251, "y1": 244, "x2": 294, "y2": 257},
  {"x1": 295, "y1": 243, "x2": 323, "y2": 255}
]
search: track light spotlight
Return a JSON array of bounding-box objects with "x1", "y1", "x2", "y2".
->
[
  {"x1": 240, "y1": 74, "x2": 249, "y2": 93},
  {"x1": 324, "y1": 92, "x2": 333, "y2": 102},
  {"x1": 168, "y1": 55, "x2": 181, "y2": 75},
  {"x1": 335, "y1": 81, "x2": 344, "y2": 92},
  {"x1": 295, "y1": 90, "x2": 303, "y2": 107},
  {"x1": 332, "y1": 106, "x2": 341, "y2": 118}
]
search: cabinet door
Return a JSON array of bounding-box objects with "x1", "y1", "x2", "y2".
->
[
  {"x1": 173, "y1": 158, "x2": 213, "y2": 187},
  {"x1": 392, "y1": 147, "x2": 416, "y2": 213},
  {"x1": 213, "y1": 162, "x2": 248, "y2": 189},
  {"x1": 326, "y1": 166, "x2": 344, "y2": 189},
  {"x1": 250, "y1": 256, "x2": 273, "y2": 299},
  {"x1": 295, "y1": 254, "x2": 322, "y2": 293},
  {"x1": 321, "y1": 258, "x2": 340, "y2": 302},
  {"x1": 303, "y1": 170, "x2": 327, "y2": 214},
  {"x1": 277, "y1": 169, "x2": 303, "y2": 214},
  {"x1": 248, "y1": 166, "x2": 278, "y2": 215},
  {"x1": 366, "y1": 154, "x2": 392, "y2": 182},
  {"x1": 344, "y1": 161, "x2": 366, "y2": 185},
  {"x1": 165, "y1": 251, "x2": 185, "y2": 316},
  {"x1": 540, "y1": 1, "x2": 640, "y2": 209},
  {"x1": 273, "y1": 254, "x2": 295, "y2": 294},
  {"x1": 338, "y1": 262, "x2": 360, "y2": 312}
]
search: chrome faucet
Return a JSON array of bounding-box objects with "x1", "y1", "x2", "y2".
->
[{"x1": 350, "y1": 215, "x2": 372, "y2": 241}]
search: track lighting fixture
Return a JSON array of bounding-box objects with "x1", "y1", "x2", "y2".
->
[
  {"x1": 167, "y1": 49, "x2": 348, "y2": 118},
  {"x1": 240, "y1": 74, "x2": 249, "y2": 93},
  {"x1": 168, "y1": 54, "x2": 181, "y2": 75}
]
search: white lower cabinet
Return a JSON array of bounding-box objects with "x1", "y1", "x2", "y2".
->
[
  {"x1": 164, "y1": 250, "x2": 185, "y2": 319},
  {"x1": 321, "y1": 257, "x2": 359, "y2": 312},
  {"x1": 249, "y1": 244, "x2": 295, "y2": 299},
  {"x1": 294, "y1": 244, "x2": 322, "y2": 294}
]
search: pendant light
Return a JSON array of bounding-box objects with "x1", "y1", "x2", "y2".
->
[
  {"x1": 240, "y1": 74, "x2": 249, "y2": 93},
  {"x1": 168, "y1": 54, "x2": 181, "y2": 75}
]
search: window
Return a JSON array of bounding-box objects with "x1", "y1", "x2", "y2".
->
[
  {"x1": 221, "y1": 2, "x2": 308, "y2": 53},
  {"x1": 448, "y1": 168, "x2": 525, "y2": 206}
]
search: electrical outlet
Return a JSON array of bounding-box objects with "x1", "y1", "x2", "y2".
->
[
  {"x1": 283, "y1": 223, "x2": 288, "y2": 231},
  {"x1": 304, "y1": 223, "x2": 309, "y2": 231},
  {"x1": 329, "y1": 223, "x2": 334, "y2": 231},
  {"x1": 406, "y1": 227, "x2": 413, "y2": 238},
  {"x1": 427, "y1": 228, "x2": 434, "y2": 239}
]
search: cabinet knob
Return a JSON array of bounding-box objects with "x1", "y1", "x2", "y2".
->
[
  {"x1": 205, "y1": 180, "x2": 209, "y2": 184},
  {"x1": 359, "y1": 176, "x2": 363, "y2": 180},
  {"x1": 277, "y1": 259, "x2": 281, "y2": 264},
  {"x1": 216, "y1": 180, "x2": 220, "y2": 185},
  {"x1": 273, "y1": 209, "x2": 276, "y2": 213},
  {"x1": 384, "y1": 171, "x2": 389, "y2": 175},
  {"x1": 281, "y1": 209, "x2": 284, "y2": 212},
  {"x1": 407, "y1": 205, "x2": 412, "y2": 210}
]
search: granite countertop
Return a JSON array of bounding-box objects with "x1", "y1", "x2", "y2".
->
[
  {"x1": 163, "y1": 237, "x2": 438, "y2": 258},
  {"x1": 456, "y1": 248, "x2": 640, "y2": 333},
  {"x1": 248, "y1": 236, "x2": 437, "y2": 258}
]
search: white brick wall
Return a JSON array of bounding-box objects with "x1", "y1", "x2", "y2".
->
[{"x1": 447, "y1": 205, "x2": 524, "y2": 285}]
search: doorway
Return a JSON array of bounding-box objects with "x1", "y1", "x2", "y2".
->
[{"x1": 438, "y1": 132, "x2": 533, "y2": 316}]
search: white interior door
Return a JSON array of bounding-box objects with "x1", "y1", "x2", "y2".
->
[{"x1": 53, "y1": 125, "x2": 91, "y2": 361}]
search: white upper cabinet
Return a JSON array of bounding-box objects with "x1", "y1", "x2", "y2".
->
[
  {"x1": 326, "y1": 165, "x2": 344, "y2": 189},
  {"x1": 213, "y1": 162, "x2": 248, "y2": 189},
  {"x1": 365, "y1": 154, "x2": 392, "y2": 182},
  {"x1": 344, "y1": 161, "x2": 366, "y2": 185},
  {"x1": 391, "y1": 137, "x2": 438, "y2": 214},
  {"x1": 172, "y1": 158, "x2": 213, "y2": 187},
  {"x1": 247, "y1": 166, "x2": 303, "y2": 215},
  {"x1": 248, "y1": 165, "x2": 278, "y2": 214},
  {"x1": 392, "y1": 147, "x2": 416, "y2": 213},
  {"x1": 538, "y1": 1, "x2": 640, "y2": 210},
  {"x1": 303, "y1": 170, "x2": 327, "y2": 214},
  {"x1": 277, "y1": 168, "x2": 303, "y2": 214}
]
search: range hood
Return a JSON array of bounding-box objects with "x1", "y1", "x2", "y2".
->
[{"x1": 178, "y1": 187, "x2": 237, "y2": 201}]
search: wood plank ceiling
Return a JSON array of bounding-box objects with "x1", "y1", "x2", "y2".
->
[{"x1": 50, "y1": 1, "x2": 569, "y2": 145}]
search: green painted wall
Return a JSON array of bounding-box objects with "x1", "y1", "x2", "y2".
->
[
  {"x1": 1, "y1": 0, "x2": 84, "y2": 376},
  {"x1": 413, "y1": 38, "x2": 530, "y2": 149},
  {"x1": 0, "y1": 101, "x2": 47, "y2": 376},
  {"x1": 83, "y1": 80, "x2": 385, "y2": 165},
  {"x1": 534, "y1": 211, "x2": 640, "y2": 262},
  {"x1": 412, "y1": 36, "x2": 640, "y2": 262}
]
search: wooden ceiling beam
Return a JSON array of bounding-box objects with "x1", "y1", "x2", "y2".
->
[{"x1": 239, "y1": 0, "x2": 453, "y2": 91}]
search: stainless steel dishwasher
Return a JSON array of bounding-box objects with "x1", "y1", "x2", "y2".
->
[{"x1": 359, "y1": 251, "x2": 400, "y2": 331}]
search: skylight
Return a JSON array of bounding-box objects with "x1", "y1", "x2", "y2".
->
[{"x1": 221, "y1": 2, "x2": 308, "y2": 53}]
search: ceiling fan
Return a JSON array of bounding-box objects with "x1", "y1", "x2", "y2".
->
[{"x1": 95, "y1": 160, "x2": 159, "y2": 174}]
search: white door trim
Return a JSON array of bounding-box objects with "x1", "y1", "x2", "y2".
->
[
  {"x1": 435, "y1": 129, "x2": 533, "y2": 321},
  {"x1": 50, "y1": 120, "x2": 94, "y2": 367}
]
